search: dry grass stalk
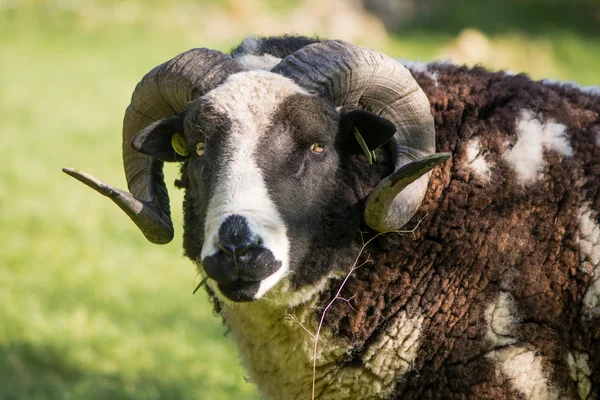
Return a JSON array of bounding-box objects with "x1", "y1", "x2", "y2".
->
[{"x1": 307, "y1": 215, "x2": 427, "y2": 399}]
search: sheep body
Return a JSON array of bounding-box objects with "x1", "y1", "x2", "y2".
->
[
  {"x1": 186, "y1": 36, "x2": 600, "y2": 399},
  {"x1": 66, "y1": 34, "x2": 600, "y2": 399}
]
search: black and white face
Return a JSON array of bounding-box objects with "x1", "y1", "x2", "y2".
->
[
  {"x1": 182, "y1": 71, "x2": 342, "y2": 302},
  {"x1": 133, "y1": 70, "x2": 396, "y2": 302}
]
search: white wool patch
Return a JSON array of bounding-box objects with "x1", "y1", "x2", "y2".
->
[
  {"x1": 487, "y1": 346, "x2": 559, "y2": 400},
  {"x1": 485, "y1": 291, "x2": 519, "y2": 347},
  {"x1": 360, "y1": 311, "x2": 424, "y2": 386},
  {"x1": 221, "y1": 297, "x2": 322, "y2": 400},
  {"x1": 316, "y1": 311, "x2": 424, "y2": 399},
  {"x1": 400, "y1": 59, "x2": 429, "y2": 74},
  {"x1": 541, "y1": 78, "x2": 577, "y2": 89},
  {"x1": 265, "y1": 270, "x2": 346, "y2": 308},
  {"x1": 430, "y1": 71, "x2": 439, "y2": 83},
  {"x1": 399, "y1": 59, "x2": 438, "y2": 85},
  {"x1": 540, "y1": 79, "x2": 600, "y2": 98},
  {"x1": 201, "y1": 71, "x2": 309, "y2": 299},
  {"x1": 583, "y1": 278, "x2": 600, "y2": 312},
  {"x1": 239, "y1": 36, "x2": 260, "y2": 54},
  {"x1": 581, "y1": 85, "x2": 600, "y2": 97},
  {"x1": 567, "y1": 351, "x2": 593, "y2": 399},
  {"x1": 579, "y1": 206, "x2": 600, "y2": 316},
  {"x1": 485, "y1": 292, "x2": 559, "y2": 399},
  {"x1": 595, "y1": 128, "x2": 600, "y2": 146},
  {"x1": 222, "y1": 291, "x2": 424, "y2": 399},
  {"x1": 503, "y1": 110, "x2": 573, "y2": 184},
  {"x1": 579, "y1": 206, "x2": 600, "y2": 268},
  {"x1": 234, "y1": 53, "x2": 282, "y2": 71},
  {"x1": 465, "y1": 137, "x2": 492, "y2": 180}
]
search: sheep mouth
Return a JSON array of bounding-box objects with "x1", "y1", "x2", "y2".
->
[
  {"x1": 201, "y1": 247, "x2": 284, "y2": 301},
  {"x1": 217, "y1": 280, "x2": 262, "y2": 302},
  {"x1": 202, "y1": 247, "x2": 281, "y2": 282}
]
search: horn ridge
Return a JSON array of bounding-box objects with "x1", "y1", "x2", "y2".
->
[
  {"x1": 273, "y1": 40, "x2": 444, "y2": 231},
  {"x1": 65, "y1": 48, "x2": 243, "y2": 244}
]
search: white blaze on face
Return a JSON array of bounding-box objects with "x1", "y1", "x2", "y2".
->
[
  {"x1": 200, "y1": 70, "x2": 310, "y2": 299},
  {"x1": 503, "y1": 110, "x2": 572, "y2": 184}
]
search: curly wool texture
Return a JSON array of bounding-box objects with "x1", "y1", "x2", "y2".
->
[
  {"x1": 316, "y1": 65, "x2": 600, "y2": 398},
  {"x1": 176, "y1": 37, "x2": 600, "y2": 398}
]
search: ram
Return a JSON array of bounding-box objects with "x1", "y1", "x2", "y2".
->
[{"x1": 64, "y1": 36, "x2": 600, "y2": 399}]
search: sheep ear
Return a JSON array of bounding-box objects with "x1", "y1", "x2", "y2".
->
[
  {"x1": 131, "y1": 116, "x2": 189, "y2": 162},
  {"x1": 338, "y1": 108, "x2": 397, "y2": 157}
]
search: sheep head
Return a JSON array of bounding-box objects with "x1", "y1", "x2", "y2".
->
[{"x1": 63, "y1": 40, "x2": 449, "y2": 302}]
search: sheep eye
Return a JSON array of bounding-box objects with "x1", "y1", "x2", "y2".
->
[
  {"x1": 196, "y1": 142, "x2": 205, "y2": 156},
  {"x1": 310, "y1": 142, "x2": 326, "y2": 153}
]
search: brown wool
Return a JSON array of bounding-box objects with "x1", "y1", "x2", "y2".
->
[{"x1": 314, "y1": 64, "x2": 600, "y2": 398}]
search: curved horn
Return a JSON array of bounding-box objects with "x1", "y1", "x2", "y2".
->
[
  {"x1": 272, "y1": 40, "x2": 449, "y2": 232},
  {"x1": 63, "y1": 49, "x2": 243, "y2": 244}
]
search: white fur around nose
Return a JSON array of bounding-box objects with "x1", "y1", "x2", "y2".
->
[
  {"x1": 200, "y1": 71, "x2": 309, "y2": 299},
  {"x1": 503, "y1": 110, "x2": 573, "y2": 184}
]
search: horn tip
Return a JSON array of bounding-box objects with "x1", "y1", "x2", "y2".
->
[
  {"x1": 436, "y1": 152, "x2": 452, "y2": 161},
  {"x1": 62, "y1": 167, "x2": 77, "y2": 176},
  {"x1": 63, "y1": 168, "x2": 175, "y2": 246},
  {"x1": 147, "y1": 231, "x2": 175, "y2": 245},
  {"x1": 61, "y1": 166, "x2": 116, "y2": 197},
  {"x1": 62, "y1": 167, "x2": 93, "y2": 184}
]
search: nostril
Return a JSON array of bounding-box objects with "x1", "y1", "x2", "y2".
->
[
  {"x1": 218, "y1": 237, "x2": 257, "y2": 257},
  {"x1": 217, "y1": 214, "x2": 259, "y2": 258}
]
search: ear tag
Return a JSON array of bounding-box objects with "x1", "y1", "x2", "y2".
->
[
  {"x1": 354, "y1": 127, "x2": 373, "y2": 165},
  {"x1": 171, "y1": 133, "x2": 189, "y2": 157}
]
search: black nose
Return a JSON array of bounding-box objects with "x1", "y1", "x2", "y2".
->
[{"x1": 217, "y1": 214, "x2": 258, "y2": 257}]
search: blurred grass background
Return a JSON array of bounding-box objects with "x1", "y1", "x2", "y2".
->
[{"x1": 1, "y1": 0, "x2": 598, "y2": 399}]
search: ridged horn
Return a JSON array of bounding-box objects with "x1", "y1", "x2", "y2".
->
[
  {"x1": 63, "y1": 49, "x2": 243, "y2": 244},
  {"x1": 272, "y1": 40, "x2": 449, "y2": 232}
]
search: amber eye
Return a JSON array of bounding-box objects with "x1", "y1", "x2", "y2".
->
[
  {"x1": 196, "y1": 142, "x2": 205, "y2": 156},
  {"x1": 310, "y1": 142, "x2": 326, "y2": 153}
]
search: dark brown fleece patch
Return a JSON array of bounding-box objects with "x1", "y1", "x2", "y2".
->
[{"x1": 317, "y1": 65, "x2": 600, "y2": 398}]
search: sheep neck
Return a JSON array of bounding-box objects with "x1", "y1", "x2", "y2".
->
[{"x1": 219, "y1": 275, "x2": 424, "y2": 400}]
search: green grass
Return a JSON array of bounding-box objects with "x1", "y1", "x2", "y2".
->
[
  {"x1": 0, "y1": 8, "x2": 257, "y2": 400},
  {"x1": 0, "y1": 2, "x2": 598, "y2": 399}
]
